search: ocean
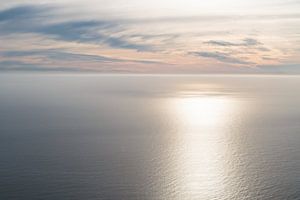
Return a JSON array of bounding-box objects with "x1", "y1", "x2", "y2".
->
[{"x1": 0, "y1": 74, "x2": 299, "y2": 200}]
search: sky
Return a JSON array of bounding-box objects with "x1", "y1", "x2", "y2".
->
[{"x1": 0, "y1": 0, "x2": 300, "y2": 73}]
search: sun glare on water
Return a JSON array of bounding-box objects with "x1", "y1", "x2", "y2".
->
[
  {"x1": 175, "y1": 96, "x2": 232, "y2": 128},
  {"x1": 168, "y1": 93, "x2": 239, "y2": 199}
]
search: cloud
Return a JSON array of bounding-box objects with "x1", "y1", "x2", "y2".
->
[
  {"x1": 0, "y1": 5, "x2": 48, "y2": 21},
  {"x1": 204, "y1": 38, "x2": 262, "y2": 47},
  {"x1": 204, "y1": 40, "x2": 240, "y2": 47},
  {"x1": 1, "y1": 49, "x2": 120, "y2": 62},
  {"x1": 0, "y1": 5, "x2": 152, "y2": 51},
  {"x1": 0, "y1": 3, "x2": 299, "y2": 74},
  {"x1": 37, "y1": 21, "x2": 108, "y2": 42},
  {"x1": 190, "y1": 51, "x2": 254, "y2": 65},
  {"x1": 243, "y1": 38, "x2": 262, "y2": 46},
  {"x1": 0, "y1": 60, "x2": 83, "y2": 72},
  {"x1": 256, "y1": 47, "x2": 271, "y2": 52},
  {"x1": 0, "y1": 49, "x2": 164, "y2": 66}
]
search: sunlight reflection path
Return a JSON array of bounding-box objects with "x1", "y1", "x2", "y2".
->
[{"x1": 169, "y1": 93, "x2": 238, "y2": 199}]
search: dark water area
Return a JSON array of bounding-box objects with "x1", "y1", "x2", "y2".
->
[{"x1": 0, "y1": 74, "x2": 300, "y2": 200}]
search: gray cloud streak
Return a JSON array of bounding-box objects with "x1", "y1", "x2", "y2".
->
[
  {"x1": 0, "y1": 60, "x2": 83, "y2": 72},
  {"x1": 0, "y1": 49, "x2": 165, "y2": 65},
  {"x1": 204, "y1": 38, "x2": 262, "y2": 47},
  {"x1": 190, "y1": 51, "x2": 254, "y2": 65}
]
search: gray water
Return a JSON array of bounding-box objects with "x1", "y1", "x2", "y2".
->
[{"x1": 0, "y1": 74, "x2": 300, "y2": 200}]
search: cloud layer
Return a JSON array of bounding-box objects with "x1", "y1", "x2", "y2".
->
[{"x1": 0, "y1": 1, "x2": 299, "y2": 73}]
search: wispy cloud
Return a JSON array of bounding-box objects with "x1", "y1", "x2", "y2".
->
[
  {"x1": 0, "y1": 49, "x2": 167, "y2": 72},
  {"x1": 0, "y1": 5, "x2": 152, "y2": 51},
  {"x1": 0, "y1": 60, "x2": 83, "y2": 72},
  {"x1": 0, "y1": 49, "x2": 163, "y2": 64},
  {"x1": 1, "y1": 50, "x2": 120, "y2": 62},
  {"x1": 189, "y1": 51, "x2": 254, "y2": 65},
  {"x1": 0, "y1": 5, "x2": 48, "y2": 21},
  {"x1": 204, "y1": 38, "x2": 262, "y2": 47}
]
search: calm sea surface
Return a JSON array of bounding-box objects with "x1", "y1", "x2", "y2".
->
[{"x1": 0, "y1": 74, "x2": 299, "y2": 200}]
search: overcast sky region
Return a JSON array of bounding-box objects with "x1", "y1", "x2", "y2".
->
[{"x1": 0, "y1": 0, "x2": 299, "y2": 73}]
